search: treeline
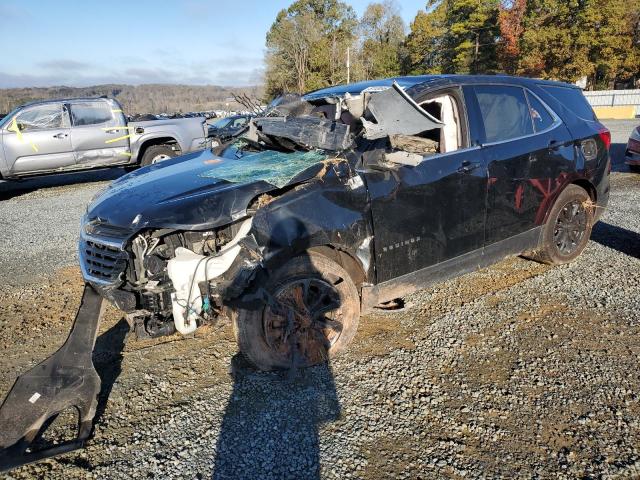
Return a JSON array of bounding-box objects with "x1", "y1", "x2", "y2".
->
[
  {"x1": 0, "y1": 84, "x2": 264, "y2": 115},
  {"x1": 265, "y1": 0, "x2": 640, "y2": 97}
]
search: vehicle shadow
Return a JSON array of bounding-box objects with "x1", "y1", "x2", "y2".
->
[
  {"x1": 211, "y1": 355, "x2": 340, "y2": 480},
  {"x1": 0, "y1": 168, "x2": 129, "y2": 201},
  {"x1": 610, "y1": 143, "x2": 629, "y2": 172},
  {"x1": 211, "y1": 228, "x2": 343, "y2": 479},
  {"x1": 91, "y1": 318, "x2": 129, "y2": 427},
  {"x1": 591, "y1": 221, "x2": 640, "y2": 260}
]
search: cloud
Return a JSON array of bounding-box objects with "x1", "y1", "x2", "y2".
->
[
  {"x1": 37, "y1": 59, "x2": 91, "y2": 71},
  {"x1": 0, "y1": 54, "x2": 265, "y2": 88},
  {"x1": 183, "y1": 0, "x2": 217, "y2": 21},
  {"x1": 123, "y1": 67, "x2": 180, "y2": 82},
  {"x1": 210, "y1": 67, "x2": 265, "y2": 87},
  {"x1": 0, "y1": 62, "x2": 265, "y2": 88}
]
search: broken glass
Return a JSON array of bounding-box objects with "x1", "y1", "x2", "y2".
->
[{"x1": 200, "y1": 148, "x2": 328, "y2": 188}]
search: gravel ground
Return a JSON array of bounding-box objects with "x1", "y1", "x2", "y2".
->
[
  {"x1": 0, "y1": 168, "x2": 126, "y2": 287},
  {"x1": 0, "y1": 120, "x2": 639, "y2": 479}
]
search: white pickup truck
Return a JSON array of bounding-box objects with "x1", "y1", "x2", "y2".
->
[{"x1": 0, "y1": 97, "x2": 210, "y2": 180}]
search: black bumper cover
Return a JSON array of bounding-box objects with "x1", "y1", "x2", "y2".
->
[{"x1": 0, "y1": 285, "x2": 105, "y2": 472}]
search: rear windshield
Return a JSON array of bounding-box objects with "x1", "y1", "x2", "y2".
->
[{"x1": 541, "y1": 85, "x2": 596, "y2": 121}]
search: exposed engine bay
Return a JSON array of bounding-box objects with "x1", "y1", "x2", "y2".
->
[{"x1": 121, "y1": 218, "x2": 261, "y2": 339}]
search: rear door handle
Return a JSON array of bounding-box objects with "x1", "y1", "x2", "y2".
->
[
  {"x1": 458, "y1": 161, "x2": 482, "y2": 174},
  {"x1": 53, "y1": 133, "x2": 68, "y2": 139}
]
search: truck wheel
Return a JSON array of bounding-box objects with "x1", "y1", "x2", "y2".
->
[
  {"x1": 232, "y1": 253, "x2": 360, "y2": 371},
  {"x1": 629, "y1": 165, "x2": 640, "y2": 174},
  {"x1": 528, "y1": 184, "x2": 594, "y2": 265},
  {"x1": 140, "y1": 145, "x2": 176, "y2": 166}
]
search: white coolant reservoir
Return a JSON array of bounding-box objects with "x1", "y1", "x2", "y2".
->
[{"x1": 167, "y1": 218, "x2": 252, "y2": 334}]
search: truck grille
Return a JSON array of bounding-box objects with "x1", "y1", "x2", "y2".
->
[{"x1": 79, "y1": 226, "x2": 129, "y2": 286}]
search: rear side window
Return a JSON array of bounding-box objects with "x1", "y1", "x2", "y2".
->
[
  {"x1": 525, "y1": 91, "x2": 555, "y2": 132},
  {"x1": 474, "y1": 85, "x2": 533, "y2": 143},
  {"x1": 70, "y1": 102, "x2": 113, "y2": 126},
  {"x1": 541, "y1": 85, "x2": 596, "y2": 121}
]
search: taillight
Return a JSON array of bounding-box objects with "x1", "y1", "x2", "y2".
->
[{"x1": 598, "y1": 127, "x2": 611, "y2": 150}]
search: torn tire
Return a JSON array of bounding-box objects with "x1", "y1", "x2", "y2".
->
[{"x1": 232, "y1": 253, "x2": 360, "y2": 371}]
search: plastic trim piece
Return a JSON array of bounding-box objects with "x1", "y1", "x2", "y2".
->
[{"x1": 0, "y1": 285, "x2": 105, "y2": 472}]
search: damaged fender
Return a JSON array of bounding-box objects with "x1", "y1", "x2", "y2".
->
[
  {"x1": 0, "y1": 285, "x2": 105, "y2": 472},
  {"x1": 249, "y1": 157, "x2": 375, "y2": 284}
]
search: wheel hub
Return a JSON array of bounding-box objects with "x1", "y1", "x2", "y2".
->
[
  {"x1": 263, "y1": 278, "x2": 344, "y2": 367},
  {"x1": 553, "y1": 200, "x2": 587, "y2": 255}
]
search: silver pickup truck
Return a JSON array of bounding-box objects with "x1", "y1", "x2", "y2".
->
[{"x1": 0, "y1": 97, "x2": 210, "y2": 180}]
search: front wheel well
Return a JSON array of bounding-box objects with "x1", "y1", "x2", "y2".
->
[
  {"x1": 137, "y1": 137, "x2": 180, "y2": 163},
  {"x1": 307, "y1": 245, "x2": 366, "y2": 289}
]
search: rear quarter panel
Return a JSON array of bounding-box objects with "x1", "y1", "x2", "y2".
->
[{"x1": 529, "y1": 84, "x2": 610, "y2": 215}]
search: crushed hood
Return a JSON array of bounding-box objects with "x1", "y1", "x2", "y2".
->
[{"x1": 86, "y1": 148, "x2": 328, "y2": 231}]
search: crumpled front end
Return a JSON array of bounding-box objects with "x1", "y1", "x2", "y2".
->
[{"x1": 79, "y1": 212, "x2": 266, "y2": 340}]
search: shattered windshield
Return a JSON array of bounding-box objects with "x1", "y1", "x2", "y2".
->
[{"x1": 200, "y1": 147, "x2": 328, "y2": 188}]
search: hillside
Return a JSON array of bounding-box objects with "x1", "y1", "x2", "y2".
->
[{"x1": 0, "y1": 84, "x2": 264, "y2": 115}]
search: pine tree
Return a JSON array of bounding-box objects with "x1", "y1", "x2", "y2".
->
[
  {"x1": 404, "y1": 0, "x2": 500, "y2": 75},
  {"x1": 404, "y1": 2, "x2": 447, "y2": 74},
  {"x1": 517, "y1": 0, "x2": 640, "y2": 87}
]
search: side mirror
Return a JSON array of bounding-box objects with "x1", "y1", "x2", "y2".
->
[{"x1": 16, "y1": 122, "x2": 26, "y2": 132}]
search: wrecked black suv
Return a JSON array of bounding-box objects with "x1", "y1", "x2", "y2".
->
[{"x1": 80, "y1": 75, "x2": 610, "y2": 370}]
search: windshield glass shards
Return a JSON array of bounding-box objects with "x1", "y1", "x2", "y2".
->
[{"x1": 200, "y1": 148, "x2": 328, "y2": 188}]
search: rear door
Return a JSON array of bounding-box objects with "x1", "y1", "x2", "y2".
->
[
  {"x1": 2, "y1": 103, "x2": 74, "y2": 174},
  {"x1": 468, "y1": 84, "x2": 573, "y2": 246},
  {"x1": 69, "y1": 100, "x2": 131, "y2": 166}
]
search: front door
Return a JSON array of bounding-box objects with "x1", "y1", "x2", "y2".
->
[
  {"x1": 2, "y1": 103, "x2": 74, "y2": 174},
  {"x1": 69, "y1": 100, "x2": 131, "y2": 166},
  {"x1": 363, "y1": 88, "x2": 487, "y2": 283}
]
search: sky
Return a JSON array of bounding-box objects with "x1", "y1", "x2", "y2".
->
[{"x1": 0, "y1": 0, "x2": 427, "y2": 88}]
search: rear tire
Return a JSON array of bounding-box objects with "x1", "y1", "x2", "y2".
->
[
  {"x1": 629, "y1": 165, "x2": 640, "y2": 174},
  {"x1": 528, "y1": 184, "x2": 593, "y2": 265},
  {"x1": 232, "y1": 253, "x2": 360, "y2": 371},
  {"x1": 140, "y1": 145, "x2": 177, "y2": 167}
]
